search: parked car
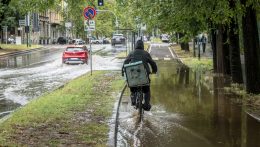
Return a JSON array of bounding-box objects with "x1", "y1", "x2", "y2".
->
[
  {"x1": 161, "y1": 34, "x2": 170, "y2": 43},
  {"x1": 111, "y1": 34, "x2": 126, "y2": 46},
  {"x1": 8, "y1": 36, "x2": 15, "y2": 44},
  {"x1": 103, "y1": 38, "x2": 110, "y2": 44},
  {"x1": 62, "y1": 45, "x2": 89, "y2": 64},
  {"x1": 75, "y1": 39, "x2": 85, "y2": 45},
  {"x1": 57, "y1": 37, "x2": 67, "y2": 44},
  {"x1": 90, "y1": 37, "x2": 103, "y2": 44}
]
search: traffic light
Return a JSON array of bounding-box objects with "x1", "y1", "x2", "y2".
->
[{"x1": 98, "y1": 0, "x2": 104, "y2": 6}]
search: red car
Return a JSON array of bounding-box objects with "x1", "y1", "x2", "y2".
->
[{"x1": 62, "y1": 45, "x2": 89, "y2": 64}]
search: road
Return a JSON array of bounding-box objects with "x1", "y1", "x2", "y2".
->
[{"x1": 0, "y1": 44, "x2": 124, "y2": 118}]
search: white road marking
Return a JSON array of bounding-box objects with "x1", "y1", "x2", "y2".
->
[
  {"x1": 168, "y1": 47, "x2": 175, "y2": 58},
  {"x1": 152, "y1": 57, "x2": 159, "y2": 60},
  {"x1": 164, "y1": 58, "x2": 171, "y2": 60},
  {"x1": 148, "y1": 44, "x2": 152, "y2": 53}
]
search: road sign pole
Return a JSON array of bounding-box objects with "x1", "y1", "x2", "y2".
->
[
  {"x1": 83, "y1": 6, "x2": 96, "y2": 76},
  {"x1": 89, "y1": 31, "x2": 93, "y2": 76}
]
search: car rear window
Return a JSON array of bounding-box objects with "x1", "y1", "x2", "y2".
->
[{"x1": 66, "y1": 47, "x2": 84, "y2": 51}]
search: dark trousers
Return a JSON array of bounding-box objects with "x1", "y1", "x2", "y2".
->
[
  {"x1": 202, "y1": 43, "x2": 206, "y2": 53},
  {"x1": 130, "y1": 85, "x2": 150, "y2": 105}
]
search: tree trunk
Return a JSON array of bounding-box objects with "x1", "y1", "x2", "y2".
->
[
  {"x1": 193, "y1": 38, "x2": 196, "y2": 57},
  {"x1": 216, "y1": 25, "x2": 230, "y2": 75},
  {"x1": 223, "y1": 27, "x2": 231, "y2": 75},
  {"x1": 179, "y1": 33, "x2": 189, "y2": 51},
  {"x1": 179, "y1": 33, "x2": 185, "y2": 50},
  {"x1": 229, "y1": 19, "x2": 243, "y2": 83},
  {"x1": 211, "y1": 28, "x2": 218, "y2": 73},
  {"x1": 180, "y1": 43, "x2": 189, "y2": 51},
  {"x1": 240, "y1": 2, "x2": 260, "y2": 93}
]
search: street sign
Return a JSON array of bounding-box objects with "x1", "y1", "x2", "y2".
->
[
  {"x1": 141, "y1": 24, "x2": 146, "y2": 31},
  {"x1": 65, "y1": 22, "x2": 72, "y2": 28},
  {"x1": 84, "y1": 20, "x2": 95, "y2": 31},
  {"x1": 83, "y1": 6, "x2": 96, "y2": 20},
  {"x1": 19, "y1": 19, "x2": 25, "y2": 26}
]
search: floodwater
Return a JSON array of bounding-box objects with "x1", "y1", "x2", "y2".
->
[
  {"x1": 0, "y1": 45, "x2": 124, "y2": 118},
  {"x1": 117, "y1": 61, "x2": 260, "y2": 147}
]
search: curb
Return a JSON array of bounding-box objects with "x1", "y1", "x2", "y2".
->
[
  {"x1": 114, "y1": 83, "x2": 127, "y2": 147},
  {"x1": 169, "y1": 45, "x2": 184, "y2": 64}
]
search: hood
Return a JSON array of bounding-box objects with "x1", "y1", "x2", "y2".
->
[{"x1": 135, "y1": 40, "x2": 144, "y2": 50}]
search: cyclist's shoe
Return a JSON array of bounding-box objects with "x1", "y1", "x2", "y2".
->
[
  {"x1": 131, "y1": 94, "x2": 136, "y2": 106},
  {"x1": 143, "y1": 104, "x2": 151, "y2": 111}
]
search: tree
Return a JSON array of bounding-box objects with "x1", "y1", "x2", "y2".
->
[
  {"x1": 0, "y1": 0, "x2": 16, "y2": 43},
  {"x1": 228, "y1": 0, "x2": 243, "y2": 83},
  {"x1": 9, "y1": 0, "x2": 56, "y2": 15},
  {"x1": 120, "y1": 0, "x2": 246, "y2": 88},
  {"x1": 240, "y1": 0, "x2": 260, "y2": 93}
]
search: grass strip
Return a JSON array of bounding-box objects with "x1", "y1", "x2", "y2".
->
[
  {"x1": 172, "y1": 45, "x2": 213, "y2": 71},
  {"x1": 0, "y1": 44, "x2": 42, "y2": 55},
  {"x1": 0, "y1": 70, "x2": 124, "y2": 146},
  {"x1": 0, "y1": 44, "x2": 42, "y2": 50}
]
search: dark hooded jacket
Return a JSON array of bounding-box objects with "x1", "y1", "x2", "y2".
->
[{"x1": 123, "y1": 40, "x2": 157, "y2": 75}]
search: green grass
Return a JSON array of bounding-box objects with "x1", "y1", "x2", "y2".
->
[
  {"x1": 172, "y1": 45, "x2": 213, "y2": 71},
  {"x1": 0, "y1": 44, "x2": 42, "y2": 50},
  {"x1": 173, "y1": 45, "x2": 194, "y2": 58},
  {"x1": 182, "y1": 58, "x2": 213, "y2": 71},
  {"x1": 0, "y1": 71, "x2": 124, "y2": 146}
]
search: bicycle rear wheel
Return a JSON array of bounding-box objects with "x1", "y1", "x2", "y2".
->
[{"x1": 137, "y1": 91, "x2": 143, "y2": 122}]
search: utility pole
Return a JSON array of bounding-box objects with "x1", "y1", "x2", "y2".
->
[
  {"x1": 25, "y1": 12, "x2": 30, "y2": 47},
  {"x1": 3, "y1": 26, "x2": 8, "y2": 44}
]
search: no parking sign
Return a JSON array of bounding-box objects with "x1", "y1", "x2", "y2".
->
[{"x1": 83, "y1": 6, "x2": 96, "y2": 20}]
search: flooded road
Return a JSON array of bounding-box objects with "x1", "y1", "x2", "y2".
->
[
  {"x1": 0, "y1": 44, "x2": 124, "y2": 118},
  {"x1": 117, "y1": 60, "x2": 260, "y2": 147}
]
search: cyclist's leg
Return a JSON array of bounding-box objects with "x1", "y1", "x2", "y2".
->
[
  {"x1": 130, "y1": 87, "x2": 137, "y2": 105},
  {"x1": 142, "y1": 86, "x2": 151, "y2": 111}
]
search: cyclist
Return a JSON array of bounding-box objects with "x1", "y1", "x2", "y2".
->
[{"x1": 122, "y1": 39, "x2": 157, "y2": 111}]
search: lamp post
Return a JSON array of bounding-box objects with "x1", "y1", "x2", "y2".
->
[
  {"x1": 96, "y1": 10, "x2": 118, "y2": 33},
  {"x1": 3, "y1": 26, "x2": 8, "y2": 44}
]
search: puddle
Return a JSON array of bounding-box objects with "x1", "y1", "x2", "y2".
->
[{"x1": 117, "y1": 60, "x2": 260, "y2": 147}]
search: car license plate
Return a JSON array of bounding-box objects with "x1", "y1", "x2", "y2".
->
[{"x1": 70, "y1": 58, "x2": 78, "y2": 60}]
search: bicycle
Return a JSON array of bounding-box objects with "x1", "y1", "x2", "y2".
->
[{"x1": 123, "y1": 61, "x2": 150, "y2": 122}]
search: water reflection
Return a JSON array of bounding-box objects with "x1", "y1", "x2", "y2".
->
[
  {"x1": 118, "y1": 61, "x2": 260, "y2": 147},
  {"x1": 0, "y1": 48, "x2": 61, "y2": 68}
]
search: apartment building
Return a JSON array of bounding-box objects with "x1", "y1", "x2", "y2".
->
[{"x1": 30, "y1": 10, "x2": 63, "y2": 44}]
